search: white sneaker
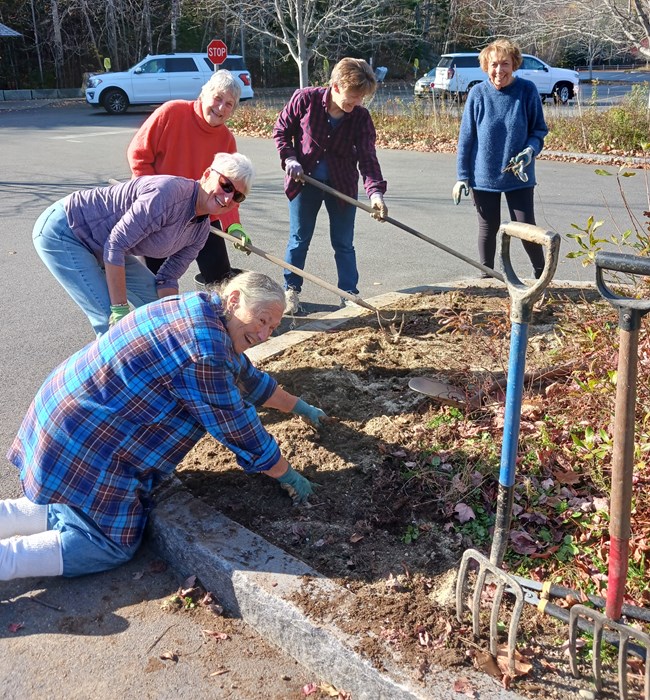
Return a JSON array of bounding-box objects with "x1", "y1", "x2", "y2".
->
[{"x1": 284, "y1": 289, "x2": 301, "y2": 314}]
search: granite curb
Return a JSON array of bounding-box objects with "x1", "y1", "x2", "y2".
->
[{"x1": 149, "y1": 279, "x2": 597, "y2": 699}]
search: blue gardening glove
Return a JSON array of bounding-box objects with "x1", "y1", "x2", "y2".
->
[
  {"x1": 513, "y1": 147, "x2": 534, "y2": 167},
  {"x1": 109, "y1": 303, "x2": 130, "y2": 328},
  {"x1": 370, "y1": 193, "x2": 388, "y2": 221},
  {"x1": 452, "y1": 180, "x2": 469, "y2": 205},
  {"x1": 285, "y1": 158, "x2": 304, "y2": 181},
  {"x1": 276, "y1": 464, "x2": 315, "y2": 504},
  {"x1": 228, "y1": 223, "x2": 251, "y2": 255},
  {"x1": 292, "y1": 398, "x2": 328, "y2": 427}
]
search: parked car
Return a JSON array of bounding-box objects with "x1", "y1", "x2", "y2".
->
[
  {"x1": 414, "y1": 68, "x2": 436, "y2": 98},
  {"x1": 415, "y1": 52, "x2": 579, "y2": 104},
  {"x1": 85, "y1": 53, "x2": 254, "y2": 114}
]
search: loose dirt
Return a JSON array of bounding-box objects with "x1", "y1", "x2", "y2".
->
[{"x1": 177, "y1": 284, "x2": 648, "y2": 699}]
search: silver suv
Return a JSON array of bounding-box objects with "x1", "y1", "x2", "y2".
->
[
  {"x1": 418, "y1": 52, "x2": 579, "y2": 104},
  {"x1": 85, "y1": 53, "x2": 254, "y2": 114}
]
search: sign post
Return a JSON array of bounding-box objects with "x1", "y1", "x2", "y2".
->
[{"x1": 207, "y1": 39, "x2": 228, "y2": 70}]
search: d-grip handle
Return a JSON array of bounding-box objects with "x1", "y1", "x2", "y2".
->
[
  {"x1": 596, "y1": 252, "x2": 650, "y2": 321},
  {"x1": 500, "y1": 222, "x2": 561, "y2": 323}
]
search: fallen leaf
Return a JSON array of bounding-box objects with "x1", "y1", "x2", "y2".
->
[
  {"x1": 181, "y1": 574, "x2": 197, "y2": 590},
  {"x1": 454, "y1": 502, "x2": 476, "y2": 523},
  {"x1": 452, "y1": 676, "x2": 478, "y2": 697},
  {"x1": 8, "y1": 622, "x2": 24, "y2": 633},
  {"x1": 495, "y1": 646, "x2": 532, "y2": 677},
  {"x1": 132, "y1": 570, "x2": 144, "y2": 580},
  {"x1": 302, "y1": 683, "x2": 319, "y2": 696},
  {"x1": 202, "y1": 629, "x2": 229, "y2": 641},
  {"x1": 148, "y1": 559, "x2": 168, "y2": 574},
  {"x1": 349, "y1": 532, "x2": 364, "y2": 543},
  {"x1": 553, "y1": 469, "x2": 582, "y2": 485},
  {"x1": 319, "y1": 681, "x2": 339, "y2": 697},
  {"x1": 159, "y1": 650, "x2": 178, "y2": 662},
  {"x1": 473, "y1": 650, "x2": 501, "y2": 678}
]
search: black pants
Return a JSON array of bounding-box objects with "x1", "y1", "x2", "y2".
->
[
  {"x1": 471, "y1": 187, "x2": 545, "y2": 278},
  {"x1": 144, "y1": 229, "x2": 232, "y2": 284}
]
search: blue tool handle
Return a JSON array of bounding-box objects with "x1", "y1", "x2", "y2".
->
[{"x1": 500, "y1": 222, "x2": 561, "y2": 323}]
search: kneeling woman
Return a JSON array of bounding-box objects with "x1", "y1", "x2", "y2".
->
[
  {"x1": 2, "y1": 272, "x2": 327, "y2": 580},
  {"x1": 33, "y1": 151, "x2": 253, "y2": 336}
]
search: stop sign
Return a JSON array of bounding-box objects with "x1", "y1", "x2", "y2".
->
[{"x1": 207, "y1": 39, "x2": 228, "y2": 66}]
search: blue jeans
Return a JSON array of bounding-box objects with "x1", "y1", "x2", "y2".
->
[
  {"x1": 32, "y1": 200, "x2": 158, "y2": 336},
  {"x1": 284, "y1": 182, "x2": 359, "y2": 294},
  {"x1": 47, "y1": 504, "x2": 141, "y2": 577}
]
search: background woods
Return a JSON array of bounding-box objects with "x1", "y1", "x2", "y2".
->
[{"x1": 0, "y1": 0, "x2": 648, "y2": 90}]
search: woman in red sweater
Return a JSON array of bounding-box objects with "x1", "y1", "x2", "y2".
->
[{"x1": 127, "y1": 70, "x2": 249, "y2": 286}]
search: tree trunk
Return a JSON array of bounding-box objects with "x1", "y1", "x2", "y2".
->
[
  {"x1": 29, "y1": 0, "x2": 44, "y2": 85},
  {"x1": 50, "y1": 0, "x2": 64, "y2": 87}
]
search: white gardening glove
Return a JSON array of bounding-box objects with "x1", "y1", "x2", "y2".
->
[
  {"x1": 513, "y1": 147, "x2": 534, "y2": 167},
  {"x1": 370, "y1": 193, "x2": 388, "y2": 221},
  {"x1": 285, "y1": 158, "x2": 304, "y2": 181},
  {"x1": 452, "y1": 180, "x2": 470, "y2": 205}
]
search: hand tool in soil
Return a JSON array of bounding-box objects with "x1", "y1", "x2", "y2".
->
[
  {"x1": 299, "y1": 173, "x2": 505, "y2": 283},
  {"x1": 569, "y1": 604, "x2": 650, "y2": 700},
  {"x1": 408, "y1": 362, "x2": 577, "y2": 410},
  {"x1": 595, "y1": 251, "x2": 650, "y2": 621},
  {"x1": 489, "y1": 222, "x2": 560, "y2": 567},
  {"x1": 211, "y1": 226, "x2": 402, "y2": 337},
  {"x1": 562, "y1": 252, "x2": 650, "y2": 700},
  {"x1": 107, "y1": 178, "x2": 402, "y2": 336}
]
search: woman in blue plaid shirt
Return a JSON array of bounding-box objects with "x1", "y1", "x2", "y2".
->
[{"x1": 1, "y1": 272, "x2": 327, "y2": 580}]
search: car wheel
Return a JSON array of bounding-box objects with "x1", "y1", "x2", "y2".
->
[
  {"x1": 102, "y1": 89, "x2": 129, "y2": 115},
  {"x1": 553, "y1": 83, "x2": 572, "y2": 105}
]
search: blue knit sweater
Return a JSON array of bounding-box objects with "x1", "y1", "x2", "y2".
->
[{"x1": 456, "y1": 77, "x2": 548, "y2": 192}]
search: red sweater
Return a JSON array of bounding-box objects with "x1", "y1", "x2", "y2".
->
[{"x1": 127, "y1": 99, "x2": 239, "y2": 230}]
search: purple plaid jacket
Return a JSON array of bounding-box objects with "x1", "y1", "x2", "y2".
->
[{"x1": 273, "y1": 87, "x2": 387, "y2": 201}]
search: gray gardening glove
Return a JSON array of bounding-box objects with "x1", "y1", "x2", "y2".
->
[
  {"x1": 452, "y1": 180, "x2": 469, "y2": 205},
  {"x1": 513, "y1": 147, "x2": 534, "y2": 167},
  {"x1": 285, "y1": 158, "x2": 304, "y2": 181}
]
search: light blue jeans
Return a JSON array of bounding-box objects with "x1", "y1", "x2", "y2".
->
[
  {"x1": 32, "y1": 200, "x2": 158, "y2": 336},
  {"x1": 47, "y1": 504, "x2": 142, "y2": 577},
  {"x1": 284, "y1": 181, "x2": 359, "y2": 294}
]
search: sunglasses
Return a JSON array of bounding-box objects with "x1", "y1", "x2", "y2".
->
[{"x1": 211, "y1": 168, "x2": 246, "y2": 203}]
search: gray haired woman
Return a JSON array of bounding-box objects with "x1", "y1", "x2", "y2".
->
[
  {"x1": 3, "y1": 271, "x2": 326, "y2": 581},
  {"x1": 33, "y1": 151, "x2": 254, "y2": 336},
  {"x1": 128, "y1": 69, "x2": 249, "y2": 286}
]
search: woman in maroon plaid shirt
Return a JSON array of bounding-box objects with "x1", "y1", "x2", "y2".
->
[{"x1": 273, "y1": 58, "x2": 388, "y2": 314}]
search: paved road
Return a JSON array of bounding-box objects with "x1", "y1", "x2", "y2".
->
[{"x1": 1, "y1": 100, "x2": 648, "y2": 499}]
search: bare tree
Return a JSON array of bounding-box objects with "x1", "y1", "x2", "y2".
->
[{"x1": 220, "y1": 0, "x2": 403, "y2": 86}]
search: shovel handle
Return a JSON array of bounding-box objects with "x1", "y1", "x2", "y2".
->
[
  {"x1": 595, "y1": 251, "x2": 650, "y2": 324},
  {"x1": 500, "y1": 222, "x2": 561, "y2": 323},
  {"x1": 301, "y1": 174, "x2": 505, "y2": 283}
]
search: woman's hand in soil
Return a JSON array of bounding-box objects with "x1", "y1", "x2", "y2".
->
[
  {"x1": 292, "y1": 398, "x2": 328, "y2": 427},
  {"x1": 276, "y1": 464, "x2": 316, "y2": 504}
]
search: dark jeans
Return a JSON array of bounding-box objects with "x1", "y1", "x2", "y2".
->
[
  {"x1": 145, "y1": 228, "x2": 232, "y2": 284},
  {"x1": 471, "y1": 187, "x2": 545, "y2": 278}
]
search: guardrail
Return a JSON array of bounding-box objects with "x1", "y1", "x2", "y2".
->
[
  {"x1": 575, "y1": 64, "x2": 649, "y2": 71},
  {"x1": 0, "y1": 88, "x2": 83, "y2": 101}
]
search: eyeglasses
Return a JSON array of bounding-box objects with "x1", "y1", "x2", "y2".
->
[{"x1": 211, "y1": 169, "x2": 246, "y2": 203}]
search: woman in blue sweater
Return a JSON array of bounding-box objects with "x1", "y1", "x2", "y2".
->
[{"x1": 453, "y1": 38, "x2": 548, "y2": 277}]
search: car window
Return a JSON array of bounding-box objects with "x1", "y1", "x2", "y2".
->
[
  {"x1": 437, "y1": 57, "x2": 454, "y2": 68},
  {"x1": 201, "y1": 57, "x2": 247, "y2": 71},
  {"x1": 165, "y1": 57, "x2": 199, "y2": 73},
  {"x1": 522, "y1": 56, "x2": 545, "y2": 71},
  {"x1": 139, "y1": 59, "x2": 166, "y2": 74},
  {"x1": 457, "y1": 56, "x2": 480, "y2": 68}
]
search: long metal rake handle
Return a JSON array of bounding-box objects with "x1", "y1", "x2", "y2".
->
[{"x1": 300, "y1": 173, "x2": 505, "y2": 283}]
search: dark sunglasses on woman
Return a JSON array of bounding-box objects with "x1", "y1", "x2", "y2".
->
[{"x1": 211, "y1": 168, "x2": 246, "y2": 203}]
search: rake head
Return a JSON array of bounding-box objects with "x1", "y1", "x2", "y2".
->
[
  {"x1": 455, "y1": 548, "x2": 525, "y2": 677},
  {"x1": 569, "y1": 604, "x2": 650, "y2": 700}
]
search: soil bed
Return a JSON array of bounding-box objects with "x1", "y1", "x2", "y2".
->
[{"x1": 177, "y1": 285, "x2": 648, "y2": 699}]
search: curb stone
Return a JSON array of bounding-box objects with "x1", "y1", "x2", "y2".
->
[{"x1": 150, "y1": 280, "x2": 596, "y2": 700}]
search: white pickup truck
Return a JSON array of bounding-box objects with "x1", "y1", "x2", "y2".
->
[{"x1": 416, "y1": 52, "x2": 579, "y2": 104}]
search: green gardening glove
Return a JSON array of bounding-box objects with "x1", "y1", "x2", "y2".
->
[
  {"x1": 109, "y1": 303, "x2": 130, "y2": 328},
  {"x1": 292, "y1": 398, "x2": 328, "y2": 427},
  {"x1": 228, "y1": 223, "x2": 252, "y2": 255},
  {"x1": 276, "y1": 464, "x2": 316, "y2": 504}
]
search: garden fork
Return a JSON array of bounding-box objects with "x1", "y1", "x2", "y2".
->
[{"x1": 566, "y1": 251, "x2": 650, "y2": 700}]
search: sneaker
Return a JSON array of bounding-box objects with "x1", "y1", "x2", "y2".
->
[
  {"x1": 340, "y1": 297, "x2": 359, "y2": 308},
  {"x1": 284, "y1": 288, "x2": 301, "y2": 314},
  {"x1": 194, "y1": 273, "x2": 207, "y2": 290}
]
